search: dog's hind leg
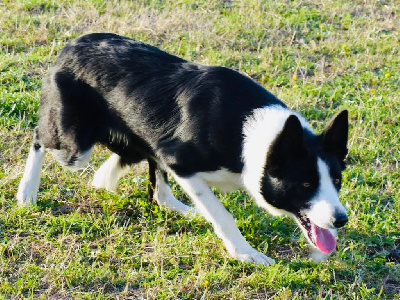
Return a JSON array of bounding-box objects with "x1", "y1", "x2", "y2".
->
[
  {"x1": 93, "y1": 154, "x2": 196, "y2": 215},
  {"x1": 92, "y1": 153, "x2": 132, "y2": 192},
  {"x1": 147, "y1": 159, "x2": 156, "y2": 202},
  {"x1": 17, "y1": 128, "x2": 45, "y2": 206}
]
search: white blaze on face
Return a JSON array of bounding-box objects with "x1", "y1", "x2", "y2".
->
[{"x1": 305, "y1": 158, "x2": 347, "y2": 229}]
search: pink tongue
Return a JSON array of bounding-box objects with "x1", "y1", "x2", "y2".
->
[{"x1": 311, "y1": 223, "x2": 336, "y2": 254}]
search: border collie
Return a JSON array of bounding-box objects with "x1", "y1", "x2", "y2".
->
[{"x1": 17, "y1": 33, "x2": 349, "y2": 265}]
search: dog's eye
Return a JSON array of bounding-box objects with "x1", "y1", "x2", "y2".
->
[
  {"x1": 303, "y1": 182, "x2": 310, "y2": 188},
  {"x1": 335, "y1": 178, "x2": 341, "y2": 185}
]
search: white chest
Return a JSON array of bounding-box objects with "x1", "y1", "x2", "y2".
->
[{"x1": 196, "y1": 168, "x2": 243, "y2": 192}]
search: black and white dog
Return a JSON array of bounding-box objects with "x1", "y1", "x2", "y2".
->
[{"x1": 17, "y1": 33, "x2": 349, "y2": 265}]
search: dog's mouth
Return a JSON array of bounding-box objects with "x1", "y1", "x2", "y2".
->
[{"x1": 295, "y1": 212, "x2": 336, "y2": 254}]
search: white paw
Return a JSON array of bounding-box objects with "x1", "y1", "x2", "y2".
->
[
  {"x1": 16, "y1": 179, "x2": 39, "y2": 206},
  {"x1": 159, "y1": 200, "x2": 198, "y2": 216},
  {"x1": 233, "y1": 248, "x2": 275, "y2": 266},
  {"x1": 155, "y1": 187, "x2": 197, "y2": 216}
]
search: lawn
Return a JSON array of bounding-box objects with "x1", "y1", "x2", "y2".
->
[{"x1": 0, "y1": 0, "x2": 399, "y2": 298}]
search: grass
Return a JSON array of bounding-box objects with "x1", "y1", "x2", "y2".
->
[{"x1": 0, "y1": 0, "x2": 399, "y2": 298}]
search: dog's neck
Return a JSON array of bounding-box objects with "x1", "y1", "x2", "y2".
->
[{"x1": 240, "y1": 105, "x2": 312, "y2": 214}]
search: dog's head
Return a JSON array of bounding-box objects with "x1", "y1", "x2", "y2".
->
[
  {"x1": 37, "y1": 116, "x2": 93, "y2": 172},
  {"x1": 261, "y1": 110, "x2": 349, "y2": 254},
  {"x1": 35, "y1": 70, "x2": 98, "y2": 171}
]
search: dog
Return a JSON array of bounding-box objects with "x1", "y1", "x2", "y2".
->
[{"x1": 17, "y1": 33, "x2": 349, "y2": 265}]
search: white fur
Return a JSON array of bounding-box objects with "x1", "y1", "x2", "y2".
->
[
  {"x1": 154, "y1": 171, "x2": 196, "y2": 215},
  {"x1": 241, "y1": 105, "x2": 311, "y2": 216},
  {"x1": 92, "y1": 153, "x2": 130, "y2": 191},
  {"x1": 197, "y1": 168, "x2": 242, "y2": 192},
  {"x1": 17, "y1": 147, "x2": 45, "y2": 206},
  {"x1": 303, "y1": 158, "x2": 347, "y2": 228},
  {"x1": 171, "y1": 172, "x2": 275, "y2": 265}
]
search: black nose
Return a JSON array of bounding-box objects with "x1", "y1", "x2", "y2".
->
[{"x1": 333, "y1": 213, "x2": 348, "y2": 228}]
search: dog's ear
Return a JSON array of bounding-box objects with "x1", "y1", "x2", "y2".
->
[
  {"x1": 321, "y1": 110, "x2": 349, "y2": 163},
  {"x1": 266, "y1": 115, "x2": 305, "y2": 175}
]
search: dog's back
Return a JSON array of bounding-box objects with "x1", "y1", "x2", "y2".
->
[{"x1": 39, "y1": 33, "x2": 285, "y2": 176}]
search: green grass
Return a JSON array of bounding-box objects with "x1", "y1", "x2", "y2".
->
[{"x1": 0, "y1": 0, "x2": 399, "y2": 298}]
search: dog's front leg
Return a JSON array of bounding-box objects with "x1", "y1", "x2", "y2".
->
[
  {"x1": 154, "y1": 169, "x2": 198, "y2": 216},
  {"x1": 17, "y1": 144, "x2": 45, "y2": 206},
  {"x1": 172, "y1": 174, "x2": 275, "y2": 266}
]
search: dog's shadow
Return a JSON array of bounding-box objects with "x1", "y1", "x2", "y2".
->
[{"x1": 39, "y1": 179, "x2": 398, "y2": 268}]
